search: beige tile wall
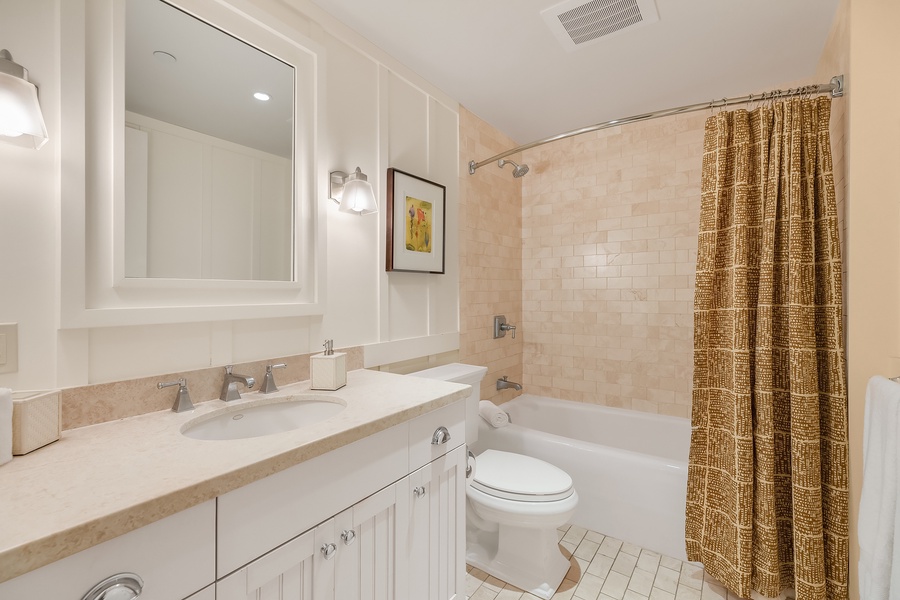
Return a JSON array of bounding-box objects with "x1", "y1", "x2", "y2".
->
[
  {"x1": 459, "y1": 108, "x2": 524, "y2": 404},
  {"x1": 519, "y1": 114, "x2": 706, "y2": 417}
]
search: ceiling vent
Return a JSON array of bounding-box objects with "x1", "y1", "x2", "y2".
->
[{"x1": 541, "y1": 0, "x2": 660, "y2": 51}]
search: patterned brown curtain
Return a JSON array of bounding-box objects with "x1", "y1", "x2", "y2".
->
[{"x1": 685, "y1": 96, "x2": 849, "y2": 600}]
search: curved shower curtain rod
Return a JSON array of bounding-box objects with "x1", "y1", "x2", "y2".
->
[{"x1": 468, "y1": 74, "x2": 845, "y2": 175}]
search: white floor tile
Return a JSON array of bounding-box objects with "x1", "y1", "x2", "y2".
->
[
  {"x1": 679, "y1": 563, "x2": 704, "y2": 591},
  {"x1": 660, "y1": 555, "x2": 683, "y2": 571},
  {"x1": 654, "y1": 567, "x2": 681, "y2": 594},
  {"x1": 601, "y1": 571, "x2": 631, "y2": 600},
  {"x1": 700, "y1": 580, "x2": 728, "y2": 600},
  {"x1": 574, "y1": 573, "x2": 606, "y2": 600},
  {"x1": 649, "y1": 588, "x2": 676, "y2": 600},
  {"x1": 611, "y1": 551, "x2": 638, "y2": 577},
  {"x1": 587, "y1": 554, "x2": 615, "y2": 579},
  {"x1": 621, "y1": 542, "x2": 643, "y2": 557},
  {"x1": 563, "y1": 526, "x2": 589, "y2": 545},
  {"x1": 575, "y1": 540, "x2": 602, "y2": 560},
  {"x1": 674, "y1": 585, "x2": 701, "y2": 600},
  {"x1": 636, "y1": 550, "x2": 661, "y2": 573},
  {"x1": 627, "y1": 568, "x2": 656, "y2": 597},
  {"x1": 624, "y1": 591, "x2": 650, "y2": 600},
  {"x1": 598, "y1": 537, "x2": 624, "y2": 558}
]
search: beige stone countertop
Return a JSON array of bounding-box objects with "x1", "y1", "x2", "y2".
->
[{"x1": 0, "y1": 369, "x2": 470, "y2": 584}]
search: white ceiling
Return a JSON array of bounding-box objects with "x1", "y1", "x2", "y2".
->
[
  {"x1": 126, "y1": 0, "x2": 294, "y2": 158},
  {"x1": 308, "y1": 0, "x2": 841, "y2": 145}
]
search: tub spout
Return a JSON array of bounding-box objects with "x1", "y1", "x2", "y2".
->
[{"x1": 497, "y1": 376, "x2": 522, "y2": 391}]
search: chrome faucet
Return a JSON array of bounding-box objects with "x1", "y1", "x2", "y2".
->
[
  {"x1": 221, "y1": 365, "x2": 256, "y2": 401},
  {"x1": 496, "y1": 376, "x2": 522, "y2": 391},
  {"x1": 158, "y1": 377, "x2": 194, "y2": 412},
  {"x1": 259, "y1": 363, "x2": 287, "y2": 394}
]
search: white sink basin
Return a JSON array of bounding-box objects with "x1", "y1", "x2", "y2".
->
[{"x1": 181, "y1": 396, "x2": 346, "y2": 441}]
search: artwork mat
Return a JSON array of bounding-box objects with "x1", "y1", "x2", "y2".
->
[{"x1": 386, "y1": 168, "x2": 446, "y2": 273}]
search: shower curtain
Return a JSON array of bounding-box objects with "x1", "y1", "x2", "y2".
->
[{"x1": 685, "y1": 96, "x2": 848, "y2": 600}]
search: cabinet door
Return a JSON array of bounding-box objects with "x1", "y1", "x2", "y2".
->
[
  {"x1": 400, "y1": 445, "x2": 466, "y2": 600},
  {"x1": 217, "y1": 520, "x2": 337, "y2": 600},
  {"x1": 334, "y1": 483, "x2": 400, "y2": 600}
]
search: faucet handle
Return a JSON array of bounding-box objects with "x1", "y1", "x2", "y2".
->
[
  {"x1": 158, "y1": 378, "x2": 194, "y2": 413},
  {"x1": 260, "y1": 363, "x2": 287, "y2": 394}
]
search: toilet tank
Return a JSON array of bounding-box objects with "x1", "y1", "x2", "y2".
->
[{"x1": 408, "y1": 363, "x2": 488, "y2": 445}]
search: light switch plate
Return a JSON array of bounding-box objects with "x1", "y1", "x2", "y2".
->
[{"x1": 0, "y1": 323, "x2": 18, "y2": 374}]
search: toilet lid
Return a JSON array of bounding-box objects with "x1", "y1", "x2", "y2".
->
[{"x1": 471, "y1": 449, "x2": 574, "y2": 502}]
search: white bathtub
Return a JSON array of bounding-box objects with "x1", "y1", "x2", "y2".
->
[{"x1": 471, "y1": 394, "x2": 691, "y2": 561}]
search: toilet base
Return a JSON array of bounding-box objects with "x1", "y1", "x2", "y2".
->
[{"x1": 466, "y1": 520, "x2": 571, "y2": 600}]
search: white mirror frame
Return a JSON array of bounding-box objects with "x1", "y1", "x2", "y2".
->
[{"x1": 60, "y1": 0, "x2": 326, "y2": 328}]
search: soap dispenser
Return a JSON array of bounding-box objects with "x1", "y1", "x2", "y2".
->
[{"x1": 310, "y1": 339, "x2": 347, "y2": 391}]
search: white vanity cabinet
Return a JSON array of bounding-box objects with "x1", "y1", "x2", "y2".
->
[
  {"x1": 0, "y1": 397, "x2": 467, "y2": 600},
  {"x1": 0, "y1": 500, "x2": 216, "y2": 600},
  {"x1": 216, "y1": 399, "x2": 467, "y2": 600},
  {"x1": 401, "y1": 445, "x2": 467, "y2": 600},
  {"x1": 218, "y1": 481, "x2": 405, "y2": 600}
]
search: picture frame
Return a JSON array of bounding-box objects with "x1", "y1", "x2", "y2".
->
[{"x1": 386, "y1": 168, "x2": 446, "y2": 274}]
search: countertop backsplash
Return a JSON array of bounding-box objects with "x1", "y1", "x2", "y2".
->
[{"x1": 59, "y1": 346, "x2": 364, "y2": 430}]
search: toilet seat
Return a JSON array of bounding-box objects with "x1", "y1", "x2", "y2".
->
[{"x1": 472, "y1": 449, "x2": 574, "y2": 502}]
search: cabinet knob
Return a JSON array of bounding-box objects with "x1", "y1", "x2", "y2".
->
[
  {"x1": 341, "y1": 529, "x2": 356, "y2": 545},
  {"x1": 413, "y1": 485, "x2": 426, "y2": 498},
  {"x1": 431, "y1": 426, "x2": 451, "y2": 445},
  {"x1": 80, "y1": 573, "x2": 144, "y2": 600},
  {"x1": 321, "y1": 542, "x2": 337, "y2": 560}
]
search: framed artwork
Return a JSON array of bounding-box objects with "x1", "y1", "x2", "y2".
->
[{"x1": 386, "y1": 168, "x2": 446, "y2": 274}]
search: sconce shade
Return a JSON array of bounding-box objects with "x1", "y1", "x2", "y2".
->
[
  {"x1": 0, "y1": 50, "x2": 48, "y2": 149},
  {"x1": 330, "y1": 166, "x2": 377, "y2": 215}
]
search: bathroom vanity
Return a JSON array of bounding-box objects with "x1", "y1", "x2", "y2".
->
[{"x1": 0, "y1": 370, "x2": 469, "y2": 600}]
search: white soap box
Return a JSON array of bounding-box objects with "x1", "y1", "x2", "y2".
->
[
  {"x1": 310, "y1": 352, "x2": 347, "y2": 391},
  {"x1": 12, "y1": 390, "x2": 61, "y2": 455}
]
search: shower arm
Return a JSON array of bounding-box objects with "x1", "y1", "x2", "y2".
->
[{"x1": 467, "y1": 75, "x2": 845, "y2": 175}]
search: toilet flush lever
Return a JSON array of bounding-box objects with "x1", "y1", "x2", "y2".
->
[{"x1": 431, "y1": 426, "x2": 451, "y2": 445}]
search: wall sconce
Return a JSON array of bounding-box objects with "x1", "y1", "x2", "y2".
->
[
  {"x1": 0, "y1": 49, "x2": 48, "y2": 149},
  {"x1": 329, "y1": 167, "x2": 377, "y2": 215}
]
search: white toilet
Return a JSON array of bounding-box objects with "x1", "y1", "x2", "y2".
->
[{"x1": 409, "y1": 363, "x2": 578, "y2": 600}]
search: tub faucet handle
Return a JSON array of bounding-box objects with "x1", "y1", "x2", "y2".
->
[{"x1": 493, "y1": 315, "x2": 517, "y2": 339}]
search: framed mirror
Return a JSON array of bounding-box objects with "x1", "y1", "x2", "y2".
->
[
  {"x1": 60, "y1": 0, "x2": 325, "y2": 327},
  {"x1": 124, "y1": 0, "x2": 295, "y2": 281}
]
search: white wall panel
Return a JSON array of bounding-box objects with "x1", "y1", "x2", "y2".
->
[
  {"x1": 231, "y1": 317, "x2": 313, "y2": 363},
  {"x1": 388, "y1": 272, "x2": 430, "y2": 341},
  {"x1": 386, "y1": 73, "x2": 433, "y2": 343},
  {"x1": 428, "y1": 99, "x2": 460, "y2": 336},
  {"x1": 318, "y1": 30, "x2": 381, "y2": 349},
  {"x1": 0, "y1": 0, "x2": 62, "y2": 390},
  {"x1": 88, "y1": 322, "x2": 220, "y2": 382},
  {"x1": 0, "y1": 0, "x2": 461, "y2": 389},
  {"x1": 387, "y1": 72, "x2": 428, "y2": 177}
]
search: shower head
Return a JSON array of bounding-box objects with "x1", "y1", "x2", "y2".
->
[{"x1": 498, "y1": 159, "x2": 529, "y2": 178}]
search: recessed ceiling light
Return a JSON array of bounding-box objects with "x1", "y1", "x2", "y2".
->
[
  {"x1": 153, "y1": 50, "x2": 177, "y2": 63},
  {"x1": 253, "y1": 92, "x2": 270, "y2": 101}
]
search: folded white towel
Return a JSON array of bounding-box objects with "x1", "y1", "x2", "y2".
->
[
  {"x1": 859, "y1": 376, "x2": 900, "y2": 600},
  {"x1": 479, "y1": 400, "x2": 509, "y2": 428},
  {"x1": 0, "y1": 388, "x2": 11, "y2": 466}
]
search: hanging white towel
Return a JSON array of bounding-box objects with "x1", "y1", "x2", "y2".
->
[
  {"x1": 479, "y1": 400, "x2": 509, "y2": 428},
  {"x1": 859, "y1": 376, "x2": 900, "y2": 600},
  {"x1": 0, "y1": 388, "x2": 11, "y2": 466}
]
